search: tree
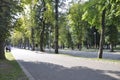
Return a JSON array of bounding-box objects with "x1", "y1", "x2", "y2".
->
[
  {"x1": 39, "y1": 0, "x2": 46, "y2": 51},
  {"x1": 82, "y1": 0, "x2": 108, "y2": 58},
  {"x1": 68, "y1": 3, "x2": 88, "y2": 50},
  {"x1": 11, "y1": 0, "x2": 39, "y2": 50},
  {"x1": 105, "y1": 0, "x2": 120, "y2": 51},
  {"x1": 0, "y1": 0, "x2": 22, "y2": 59},
  {"x1": 105, "y1": 25, "x2": 118, "y2": 52},
  {"x1": 98, "y1": 7, "x2": 106, "y2": 58},
  {"x1": 33, "y1": 0, "x2": 55, "y2": 51},
  {"x1": 54, "y1": 0, "x2": 59, "y2": 53},
  {"x1": 58, "y1": 14, "x2": 74, "y2": 49},
  {"x1": 82, "y1": 0, "x2": 120, "y2": 58}
]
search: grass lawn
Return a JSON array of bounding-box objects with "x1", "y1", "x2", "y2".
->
[{"x1": 0, "y1": 52, "x2": 28, "y2": 80}]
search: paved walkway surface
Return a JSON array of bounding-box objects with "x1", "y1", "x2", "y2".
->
[{"x1": 11, "y1": 48, "x2": 120, "y2": 80}]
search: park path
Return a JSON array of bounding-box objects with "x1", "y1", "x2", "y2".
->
[{"x1": 11, "y1": 48, "x2": 120, "y2": 80}]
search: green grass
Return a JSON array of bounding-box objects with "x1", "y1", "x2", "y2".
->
[
  {"x1": 0, "y1": 52, "x2": 28, "y2": 80},
  {"x1": 115, "y1": 45, "x2": 120, "y2": 50}
]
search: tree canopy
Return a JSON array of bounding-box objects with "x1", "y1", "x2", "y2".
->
[{"x1": 0, "y1": 0, "x2": 120, "y2": 59}]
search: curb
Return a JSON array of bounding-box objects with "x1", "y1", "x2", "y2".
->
[
  {"x1": 16, "y1": 60, "x2": 35, "y2": 80},
  {"x1": 12, "y1": 52, "x2": 35, "y2": 80}
]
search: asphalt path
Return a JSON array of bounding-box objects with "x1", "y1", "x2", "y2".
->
[{"x1": 11, "y1": 48, "x2": 120, "y2": 80}]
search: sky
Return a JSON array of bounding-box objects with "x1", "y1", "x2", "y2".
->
[{"x1": 59, "y1": 0, "x2": 88, "y2": 13}]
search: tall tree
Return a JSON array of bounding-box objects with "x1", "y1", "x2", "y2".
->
[
  {"x1": 105, "y1": 24, "x2": 118, "y2": 52},
  {"x1": 54, "y1": 0, "x2": 59, "y2": 53},
  {"x1": 34, "y1": 0, "x2": 53, "y2": 51},
  {"x1": 105, "y1": 0, "x2": 120, "y2": 52},
  {"x1": 68, "y1": 3, "x2": 88, "y2": 50},
  {"x1": 98, "y1": 7, "x2": 106, "y2": 58},
  {"x1": 39, "y1": 0, "x2": 46, "y2": 51},
  {"x1": 82, "y1": 0, "x2": 120, "y2": 58},
  {"x1": 82, "y1": 0, "x2": 107, "y2": 58},
  {"x1": 0, "y1": 0, "x2": 22, "y2": 59}
]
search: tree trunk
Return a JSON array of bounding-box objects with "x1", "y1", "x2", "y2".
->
[
  {"x1": 40, "y1": 20, "x2": 45, "y2": 52},
  {"x1": 23, "y1": 37, "x2": 26, "y2": 49},
  {"x1": 98, "y1": 8, "x2": 106, "y2": 58},
  {"x1": 27, "y1": 39, "x2": 30, "y2": 50},
  {"x1": 110, "y1": 43, "x2": 114, "y2": 52},
  {"x1": 54, "y1": 0, "x2": 59, "y2": 53},
  {"x1": 39, "y1": 0, "x2": 46, "y2": 52},
  {"x1": 31, "y1": 28, "x2": 35, "y2": 50},
  {"x1": 0, "y1": 40, "x2": 6, "y2": 59}
]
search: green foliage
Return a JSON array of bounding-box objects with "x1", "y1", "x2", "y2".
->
[
  {"x1": 3, "y1": 0, "x2": 120, "y2": 53},
  {"x1": 0, "y1": 0, "x2": 24, "y2": 59},
  {"x1": 0, "y1": 0, "x2": 23, "y2": 41},
  {"x1": 82, "y1": 0, "x2": 106, "y2": 27},
  {"x1": 68, "y1": 3, "x2": 88, "y2": 47},
  {"x1": 59, "y1": 15, "x2": 73, "y2": 48},
  {"x1": 105, "y1": 24, "x2": 118, "y2": 44},
  {"x1": 11, "y1": 14, "x2": 31, "y2": 44}
]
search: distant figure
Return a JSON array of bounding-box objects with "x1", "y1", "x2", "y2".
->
[{"x1": 6, "y1": 45, "x2": 11, "y2": 52}]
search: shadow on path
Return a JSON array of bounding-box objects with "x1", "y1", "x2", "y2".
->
[{"x1": 19, "y1": 60, "x2": 119, "y2": 80}]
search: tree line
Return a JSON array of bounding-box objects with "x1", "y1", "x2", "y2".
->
[{"x1": 0, "y1": 0, "x2": 120, "y2": 59}]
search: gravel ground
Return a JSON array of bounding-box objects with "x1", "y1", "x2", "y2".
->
[{"x1": 45, "y1": 49, "x2": 120, "y2": 60}]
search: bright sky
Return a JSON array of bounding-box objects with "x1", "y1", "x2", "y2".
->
[{"x1": 59, "y1": 0, "x2": 88, "y2": 13}]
